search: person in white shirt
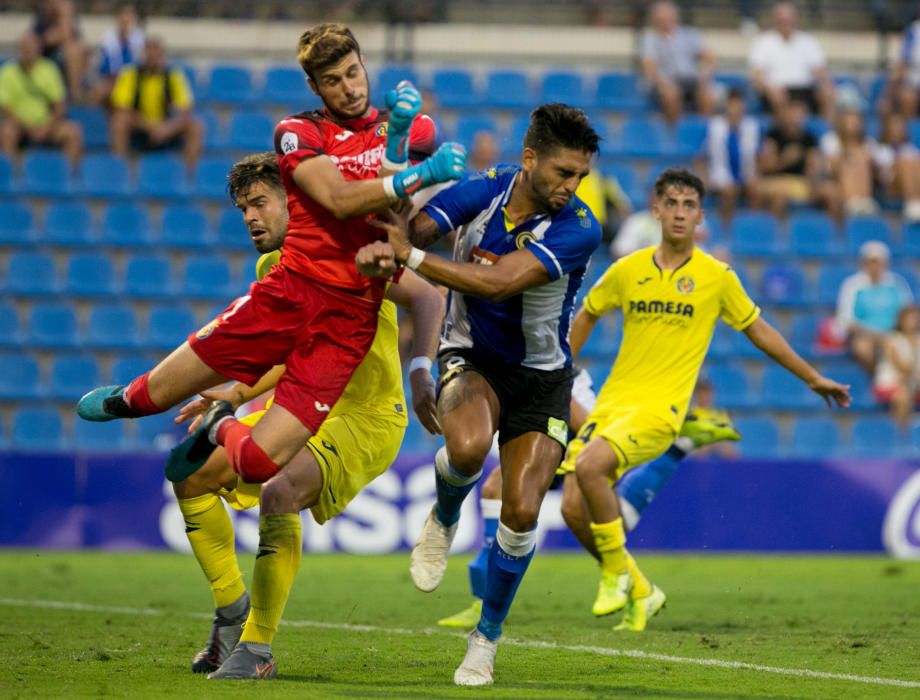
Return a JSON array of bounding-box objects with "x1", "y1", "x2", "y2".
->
[
  {"x1": 875, "y1": 113, "x2": 920, "y2": 221},
  {"x1": 873, "y1": 306, "x2": 920, "y2": 427},
  {"x1": 91, "y1": 3, "x2": 145, "y2": 106},
  {"x1": 748, "y1": 2, "x2": 834, "y2": 118},
  {"x1": 887, "y1": 12, "x2": 920, "y2": 117}
]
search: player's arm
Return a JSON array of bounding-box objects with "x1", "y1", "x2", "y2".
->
[
  {"x1": 569, "y1": 308, "x2": 600, "y2": 359},
  {"x1": 386, "y1": 270, "x2": 445, "y2": 434},
  {"x1": 743, "y1": 317, "x2": 851, "y2": 407},
  {"x1": 175, "y1": 364, "x2": 286, "y2": 428}
]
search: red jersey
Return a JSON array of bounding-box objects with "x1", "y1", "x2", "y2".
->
[{"x1": 274, "y1": 107, "x2": 436, "y2": 298}]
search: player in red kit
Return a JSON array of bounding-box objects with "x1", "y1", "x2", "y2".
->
[{"x1": 78, "y1": 25, "x2": 464, "y2": 488}]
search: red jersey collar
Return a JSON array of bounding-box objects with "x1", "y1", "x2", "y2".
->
[{"x1": 322, "y1": 106, "x2": 380, "y2": 129}]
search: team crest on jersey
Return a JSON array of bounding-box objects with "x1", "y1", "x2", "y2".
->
[
  {"x1": 487, "y1": 167, "x2": 497, "y2": 179},
  {"x1": 676, "y1": 276, "x2": 695, "y2": 294},
  {"x1": 280, "y1": 132, "x2": 298, "y2": 154},
  {"x1": 515, "y1": 231, "x2": 536, "y2": 249},
  {"x1": 575, "y1": 207, "x2": 592, "y2": 228},
  {"x1": 376, "y1": 123, "x2": 387, "y2": 137}
]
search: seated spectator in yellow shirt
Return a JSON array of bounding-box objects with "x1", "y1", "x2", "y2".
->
[
  {"x1": 110, "y1": 36, "x2": 202, "y2": 168},
  {"x1": 0, "y1": 31, "x2": 83, "y2": 168}
]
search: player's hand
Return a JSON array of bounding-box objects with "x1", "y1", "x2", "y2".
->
[
  {"x1": 384, "y1": 80, "x2": 422, "y2": 135},
  {"x1": 410, "y1": 367, "x2": 441, "y2": 435},
  {"x1": 367, "y1": 207, "x2": 412, "y2": 262},
  {"x1": 355, "y1": 240, "x2": 398, "y2": 277},
  {"x1": 421, "y1": 142, "x2": 467, "y2": 184},
  {"x1": 176, "y1": 387, "x2": 245, "y2": 432},
  {"x1": 808, "y1": 375, "x2": 851, "y2": 409}
]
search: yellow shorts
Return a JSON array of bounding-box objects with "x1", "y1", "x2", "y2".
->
[
  {"x1": 560, "y1": 406, "x2": 676, "y2": 481},
  {"x1": 220, "y1": 406, "x2": 406, "y2": 524}
]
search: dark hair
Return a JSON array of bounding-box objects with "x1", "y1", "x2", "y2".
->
[
  {"x1": 654, "y1": 167, "x2": 705, "y2": 200},
  {"x1": 297, "y1": 23, "x2": 361, "y2": 81},
  {"x1": 523, "y1": 103, "x2": 601, "y2": 157},
  {"x1": 227, "y1": 152, "x2": 283, "y2": 203},
  {"x1": 727, "y1": 87, "x2": 745, "y2": 101}
]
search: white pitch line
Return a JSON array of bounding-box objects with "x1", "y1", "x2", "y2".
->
[{"x1": 2, "y1": 597, "x2": 919, "y2": 690}]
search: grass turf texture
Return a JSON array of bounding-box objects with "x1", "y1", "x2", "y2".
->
[{"x1": 0, "y1": 551, "x2": 918, "y2": 698}]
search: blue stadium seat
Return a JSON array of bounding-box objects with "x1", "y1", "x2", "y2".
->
[
  {"x1": 43, "y1": 202, "x2": 94, "y2": 246},
  {"x1": 27, "y1": 302, "x2": 78, "y2": 348},
  {"x1": 789, "y1": 211, "x2": 841, "y2": 257},
  {"x1": 731, "y1": 211, "x2": 782, "y2": 257},
  {"x1": 601, "y1": 164, "x2": 635, "y2": 195},
  {"x1": 707, "y1": 364, "x2": 752, "y2": 409},
  {"x1": 146, "y1": 304, "x2": 196, "y2": 349},
  {"x1": 791, "y1": 417, "x2": 840, "y2": 458},
  {"x1": 760, "y1": 264, "x2": 807, "y2": 307},
  {"x1": 134, "y1": 411, "x2": 182, "y2": 451},
  {"x1": 817, "y1": 265, "x2": 852, "y2": 306},
  {"x1": 735, "y1": 417, "x2": 780, "y2": 457},
  {"x1": 110, "y1": 355, "x2": 152, "y2": 385},
  {"x1": 197, "y1": 109, "x2": 223, "y2": 152},
  {"x1": 0, "y1": 302, "x2": 22, "y2": 347},
  {"x1": 137, "y1": 154, "x2": 190, "y2": 199},
  {"x1": 161, "y1": 204, "x2": 212, "y2": 249},
  {"x1": 74, "y1": 419, "x2": 126, "y2": 451},
  {"x1": 0, "y1": 354, "x2": 41, "y2": 399},
  {"x1": 11, "y1": 407, "x2": 65, "y2": 451},
  {"x1": 194, "y1": 156, "x2": 234, "y2": 200},
  {"x1": 707, "y1": 324, "x2": 734, "y2": 359},
  {"x1": 18, "y1": 151, "x2": 72, "y2": 196},
  {"x1": 262, "y1": 65, "x2": 318, "y2": 109},
  {"x1": 123, "y1": 254, "x2": 174, "y2": 298},
  {"x1": 64, "y1": 253, "x2": 116, "y2": 297},
  {"x1": 893, "y1": 265, "x2": 920, "y2": 297},
  {"x1": 5, "y1": 252, "x2": 57, "y2": 295},
  {"x1": 226, "y1": 110, "x2": 276, "y2": 152},
  {"x1": 48, "y1": 355, "x2": 100, "y2": 400},
  {"x1": 619, "y1": 117, "x2": 672, "y2": 158},
  {"x1": 454, "y1": 115, "x2": 499, "y2": 151},
  {"x1": 790, "y1": 314, "x2": 822, "y2": 357},
  {"x1": 761, "y1": 365, "x2": 821, "y2": 409},
  {"x1": 0, "y1": 155, "x2": 12, "y2": 193},
  {"x1": 904, "y1": 222, "x2": 920, "y2": 256},
  {"x1": 85, "y1": 304, "x2": 140, "y2": 349},
  {"x1": 484, "y1": 70, "x2": 532, "y2": 110},
  {"x1": 68, "y1": 106, "x2": 109, "y2": 148},
  {"x1": 845, "y1": 215, "x2": 892, "y2": 255},
  {"x1": 215, "y1": 208, "x2": 252, "y2": 249},
  {"x1": 910, "y1": 421, "x2": 920, "y2": 456},
  {"x1": 850, "y1": 416, "x2": 901, "y2": 457},
  {"x1": 674, "y1": 115, "x2": 708, "y2": 158},
  {"x1": 78, "y1": 154, "x2": 131, "y2": 198},
  {"x1": 206, "y1": 64, "x2": 254, "y2": 104},
  {"x1": 541, "y1": 70, "x2": 586, "y2": 107},
  {"x1": 432, "y1": 68, "x2": 477, "y2": 109},
  {"x1": 0, "y1": 202, "x2": 35, "y2": 244},
  {"x1": 596, "y1": 72, "x2": 648, "y2": 111},
  {"x1": 375, "y1": 65, "x2": 419, "y2": 96},
  {"x1": 182, "y1": 255, "x2": 234, "y2": 300},
  {"x1": 101, "y1": 203, "x2": 154, "y2": 247}
]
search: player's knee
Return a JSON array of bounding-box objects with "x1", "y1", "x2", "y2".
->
[
  {"x1": 500, "y1": 499, "x2": 540, "y2": 532},
  {"x1": 560, "y1": 492, "x2": 586, "y2": 533},
  {"x1": 444, "y1": 434, "x2": 491, "y2": 474},
  {"x1": 259, "y1": 473, "x2": 302, "y2": 515}
]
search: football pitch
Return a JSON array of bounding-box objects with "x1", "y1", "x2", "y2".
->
[{"x1": 1, "y1": 551, "x2": 918, "y2": 699}]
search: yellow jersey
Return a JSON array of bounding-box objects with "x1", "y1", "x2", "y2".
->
[
  {"x1": 257, "y1": 252, "x2": 407, "y2": 424},
  {"x1": 111, "y1": 65, "x2": 193, "y2": 122},
  {"x1": 584, "y1": 246, "x2": 759, "y2": 430}
]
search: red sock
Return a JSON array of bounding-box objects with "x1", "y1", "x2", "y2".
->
[
  {"x1": 218, "y1": 419, "x2": 282, "y2": 483},
  {"x1": 123, "y1": 372, "x2": 163, "y2": 415}
]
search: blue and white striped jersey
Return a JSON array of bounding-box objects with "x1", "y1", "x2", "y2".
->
[{"x1": 422, "y1": 165, "x2": 601, "y2": 370}]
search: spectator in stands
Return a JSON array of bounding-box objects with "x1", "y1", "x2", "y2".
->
[
  {"x1": 33, "y1": 0, "x2": 88, "y2": 102},
  {"x1": 109, "y1": 37, "x2": 202, "y2": 168},
  {"x1": 748, "y1": 2, "x2": 834, "y2": 118},
  {"x1": 612, "y1": 188, "x2": 707, "y2": 258},
  {"x1": 639, "y1": 1, "x2": 716, "y2": 124},
  {"x1": 756, "y1": 99, "x2": 821, "y2": 218},
  {"x1": 836, "y1": 240, "x2": 914, "y2": 372},
  {"x1": 468, "y1": 130, "x2": 499, "y2": 172},
  {"x1": 702, "y1": 87, "x2": 761, "y2": 223},
  {"x1": 887, "y1": 8, "x2": 920, "y2": 117},
  {"x1": 0, "y1": 32, "x2": 83, "y2": 168},
  {"x1": 92, "y1": 3, "x2": 146, "y2": 107},
  {"x1": 575, "y1": 162, "x2": 632, "y2": 245},
  {"x1": 874, "y1": 305, "x2": 920, "y2": 428},
  {"x1": 690, "y1": 377, "x2": 739, "y2": 459},
  {"x1": 875, "y1": 113, "x2": 920, "y2": 221},
  {"x1": 818, "y1": 90, "x2": 877, "y2": 221}
]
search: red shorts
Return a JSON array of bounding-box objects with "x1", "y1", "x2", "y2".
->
[
  {"x1": 873, "y1": 385, "x2": 920, "y2": 404},
  {"x1": 189, "y1": 265, "x2": 379, "y2": 433}
]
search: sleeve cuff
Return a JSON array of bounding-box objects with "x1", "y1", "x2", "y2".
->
[
  {"x1": 421, "y1": 203, "x2": 454, "y2": 234},
  {"x1": 524, "y1": 240, "x2": 563, "y2": 280}
]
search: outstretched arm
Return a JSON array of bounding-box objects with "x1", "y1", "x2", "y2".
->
[
  {"x1": 569, "y1": 308, "x2": 600, "y2": 360},
  {"x1": 744, "y1": 317, "x2": 851, "y2": 408}
]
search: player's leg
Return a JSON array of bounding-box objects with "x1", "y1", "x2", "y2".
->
[
  {"x1": 411, "y1": 358, "x2": 500, "y2": 593},
  {"x1": 173, "y1": 448, "x2": 251, "y2": 673},
  {"x1": 560, "y1": 472, "x2": 598, "y2": 558},
  {"x1": 455, "y1": 431, "x2": 560, "y2": 686}
]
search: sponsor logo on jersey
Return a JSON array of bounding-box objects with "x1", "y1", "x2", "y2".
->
[
  {"x1": 329, "y1": 143, "x2": 385, "y2": 178},
  {"x1": 315, "y1": 401, "x2": 332, "y2": 413},
  {"x1": 883, "y1": 470, "x2": 920, "y2": 559},
  {"x1": 469, "y1": 246, "x2": 500, "y2": 265},
  {"x1": 334, "y1": 130, "x2": 355, "y2": 141},
  {"x1": 280, "y1": 131, "x2": 299, "y2": 154},
  {"x1": 637, "y1": 276, "x2": 653, "y2": 286},
  {"x1": 629, "y1": 299, "x2": 695, "y2": 317},
  {"x1": 676, "y1": 276, "x2": 695, "y2": 294}
]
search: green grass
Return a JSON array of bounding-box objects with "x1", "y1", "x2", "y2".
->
[{"x1": 1, "y1": 551, "x2": 919, "y2": 698}]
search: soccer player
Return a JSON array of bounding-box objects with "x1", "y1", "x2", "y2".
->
[
  {"x1": 168, "y1": 152, "x2": 443, "y2": 679},
  {"x1": 357, "y1": 103, "x2": 603, "y2": 686},
  {"x1": 77, "y1": 25, "x2": 464, "y2": 526},
  {"x1": 562, "y1": 168, "x2": 851, "y2": 622}
]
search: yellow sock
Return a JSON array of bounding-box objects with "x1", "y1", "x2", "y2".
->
[
  {"x1": 590, "y1": 518, "x2": 627, "y2": 575},
  {"x1": 626, "y1": 551, "x2": 652, "y2": 599},
  {"x1": 240, "y1": 514, "x2": 302, "y2": 646},
  {"x1": 178, "y1": 493, "x2": 246, "y2": 609}
]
